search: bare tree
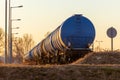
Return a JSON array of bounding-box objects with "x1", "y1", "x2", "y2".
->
[
  {"x1": 13, "y1": 34, "x2": 34, "y2": 63},
  {"x1": 44, "y1": 31, "x2": 50, "y2": 37},
  {"x1": 13, "y1": 37, "x2": 24, "y2": 63},
  {"x1": 0, "y1": 28, "x2": 4, "y2": 53},
  {"x1": 22, "y1": 34, "x2": 34, "y2": 54}
]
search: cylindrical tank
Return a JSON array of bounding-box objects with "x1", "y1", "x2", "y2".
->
[{"x1": 24, "y1": 14, "x2": 95, "y2": 61}]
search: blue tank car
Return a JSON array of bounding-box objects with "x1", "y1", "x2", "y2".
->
[{"x1": 24, "y1": 14, "x2": 95, "y2": 64}]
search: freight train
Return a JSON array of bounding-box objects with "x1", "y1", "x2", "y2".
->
[{"x1": 24, "y1": 14, "x2": 96, "y2": 64}]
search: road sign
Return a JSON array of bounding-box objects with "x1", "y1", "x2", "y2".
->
[
  {"x1": 107, "y1": 27, "x2": 117, "y2": 51},
  {"x1": 107, "y1": 27, "x2": 117, "y2": 38}
]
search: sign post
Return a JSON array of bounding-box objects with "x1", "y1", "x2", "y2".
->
[{"x1": 107, "y1": 27, "x2": 117, "y2": 51}]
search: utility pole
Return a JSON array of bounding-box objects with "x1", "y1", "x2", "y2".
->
[
  {"x1": 8, "y1": 0, "x2": 23, "y2": 63},
  {"x1": 96, "y1": 40, "x2": 103, "y2": 51},
  {"x1": 5, "y1": 0, "x2": 8, "y2": 64},
  {"x1": 8, "y1": 0, "x2": 12, "y2": 63}
]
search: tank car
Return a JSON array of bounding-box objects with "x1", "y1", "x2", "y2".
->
[{"x1": 24, "y1": 14, "x2": 95, "y2": 64}]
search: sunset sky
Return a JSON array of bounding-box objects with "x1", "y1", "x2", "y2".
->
[{"x1": 0, "y1": 0, "x2": 120, "y2": 50}]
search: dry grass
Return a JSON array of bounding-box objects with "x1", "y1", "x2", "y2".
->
[
  {"x1": 0, "y1": 51, "x2": 120, "y2": 80},
  {"x1": 73, "y1": 51, "x2": 120, "y2": 64},
  {"x1": 0, "y1": 64, "x2": 120, "y2": 80}
]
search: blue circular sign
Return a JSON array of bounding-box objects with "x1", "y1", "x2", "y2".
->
[{"x1": 107, "y1": 27, "x2": 117, "y2": 38}]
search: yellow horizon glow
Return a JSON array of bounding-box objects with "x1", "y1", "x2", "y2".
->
[{"x1": 0, "y1": 0, "x2": 120, "y2": 50}]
